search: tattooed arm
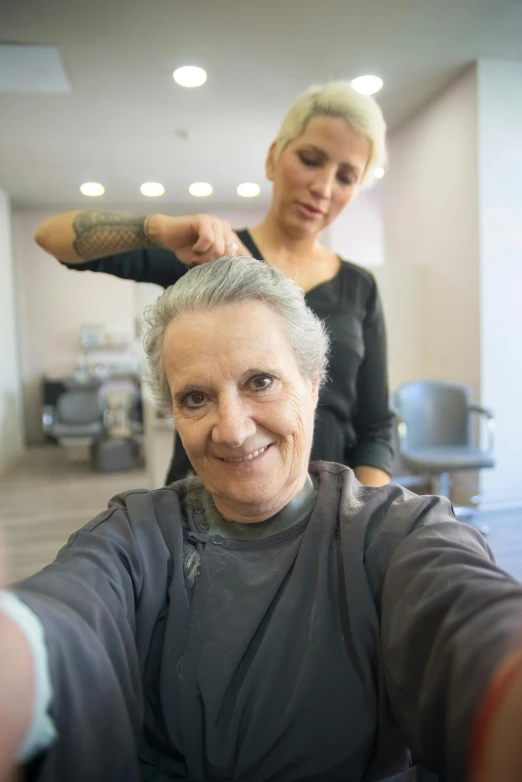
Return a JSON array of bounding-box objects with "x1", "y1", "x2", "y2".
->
[
  {"x1": 34, "y1": 211, "x2": 250, "y2": 266},
  {"x1": 34, "y1": 211, "x2": 160, "y2": 265}
]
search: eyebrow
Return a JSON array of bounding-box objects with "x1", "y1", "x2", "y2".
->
[{"x1": 300, "y1": 144, "x2": 361, "y2": 176}]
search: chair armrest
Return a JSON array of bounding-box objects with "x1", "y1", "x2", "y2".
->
[
  {"x1": 468, "y1": 405, "x2": 495, "y2": 453},
  {"x1": 42, "y1": 405, "x2": 55, "y2": 435},
  {"x1": 391, "y1": 407, "x2": 408, "y2": 453}
]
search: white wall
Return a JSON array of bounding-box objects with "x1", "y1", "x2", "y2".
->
[
  {"x1": 382, "y1": 61, "x2": 522, "y2": 506},
  {"x1": 325, "y1": 185, "x2": 385, "y2": 267},
  {"x1": 15, "y1": 211, "x2": 137, "y2": 443},
  {"x1": 383, "y1": 66, "x2": 481, "y2": 398},
  {"x1": 0, "y1": 188, "x2": 24, "y2": 474},
  {"x1": 477, "y1": 59, "x2": 522, "y2": 507},
  {"x1": 382, "y1": 67, "x2": 481, "y2": 502},
  {"x1": 373, "y1": 264, "x2": 431, "y2": 390}
]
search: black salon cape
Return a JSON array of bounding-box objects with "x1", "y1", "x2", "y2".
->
[{"x1": 14, "y1": 463, "x2": 522, "y2": 782}]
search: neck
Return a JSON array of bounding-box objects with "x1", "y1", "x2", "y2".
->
[
  {"x1": 251, "y1": 208, "x2": 321, "y2": 260},
  {"x1": 211, "y1": 473, "x2": 310, "y2": 524}
]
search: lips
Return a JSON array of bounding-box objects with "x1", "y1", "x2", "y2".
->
[
  {"x1": 296, "y1": 202, "x2": 324, "y2": 219},
  {"x1": 300, "y1": 202, "x2": 323, "y2": 214}
]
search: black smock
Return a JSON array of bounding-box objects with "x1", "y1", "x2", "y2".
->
[
  {"x1": 14, "y1": 463, "x2": 522, "y2": 782},
  {"x1": 61, "y1": 231, "x2": 394, "y2": 482}
]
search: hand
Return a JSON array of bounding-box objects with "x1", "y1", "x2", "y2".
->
[
  {"x1": 0, "y1": 533, "x2": 34, "y2": 780},
  {"x1": 470, "y1": 649, "x2": 522, "y2": 781},
  {"x1": 147, "y1": 214, "x2": 252, "y2": 266}
]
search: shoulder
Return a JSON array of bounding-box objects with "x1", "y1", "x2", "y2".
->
[
  {"x1": 334, "y1": 259, "x2": 379, "y2": 311},
  {"x1": 337, "y1": 258, "x2": 377, "y2": 290},
  {"x1": 311, "y1": 462, "x2": 460, "y2": 552},
  {"x1": 66, "y1": 482, "x2": 191, "y2": 547}
]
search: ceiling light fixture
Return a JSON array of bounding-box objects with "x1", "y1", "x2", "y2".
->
[
  {"x1": 189, "y1": 182, "x2": 213, "y2": 197},
  {"x1": 140, "y1": 182, "x2": 165, "y2": 197},
  {"x1": 80, "y1": 182, "x2": 105, "y2": 196},
  {"x1": 173, "y1": 66, "x2": 207, "y2": 88},
  {"x1": 373, "y1": 167, "x2": 385, "y2": 179},
  {"x1": 237, "y1": 183, "x2": 260, "y2": 198},
  {"x1": 350, "y1": 75, "x2": 383, "y2": 95}
]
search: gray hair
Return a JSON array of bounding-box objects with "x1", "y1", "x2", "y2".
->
[
  {"x1": 275, "y1": 81, "x2": 387, "y2": 181},
  {"x1": 143, "y1": 256, "x2": 330, "y2": 415}
]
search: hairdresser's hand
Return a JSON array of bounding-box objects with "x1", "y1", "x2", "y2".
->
[{"x1": 146, "y1": 214, "x2": 252, "y2": 266}]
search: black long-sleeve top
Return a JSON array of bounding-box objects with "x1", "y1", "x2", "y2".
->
[{"x1": 61, "y1": 230, "x2": 394, "y2": 478}]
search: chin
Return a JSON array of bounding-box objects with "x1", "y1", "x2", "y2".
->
[{"x1": 291, "y1": 220, "x2": 319, "y2": 238}]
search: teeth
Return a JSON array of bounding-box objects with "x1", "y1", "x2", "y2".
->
[{"x1": 223, "y1": 445, "x2": 268, "y2": 463}]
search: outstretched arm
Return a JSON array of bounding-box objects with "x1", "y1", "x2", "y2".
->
[{"x1": 34, "y1": 211, "x2": 250, "y2": 266}]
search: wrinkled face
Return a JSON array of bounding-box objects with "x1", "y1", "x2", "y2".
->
[
  {"x1": 267, "y1": 115, "x2": 371, "y2": 238},
  {"x1": 163, "y1": 301, "x2": 319, "y2": 522}
]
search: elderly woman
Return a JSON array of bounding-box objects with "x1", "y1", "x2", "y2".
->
[
  {"x1": 2, "y1": 257, "x2": 522, "y2": 782},
  {"x1": 34, "y1": 81, "x2": 393, "y2": 488}
]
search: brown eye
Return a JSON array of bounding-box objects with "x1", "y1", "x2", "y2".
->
[
  {"x1": 250, "y1": 376, "x2": 273, "y2": 391},
  {"x1": 184, "y1": 392, "x2": 206, "y2": 409}
]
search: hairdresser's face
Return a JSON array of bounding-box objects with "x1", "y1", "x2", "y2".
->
[{"x1": 266, "y1": 115, "x2": 371, "y2": 238}]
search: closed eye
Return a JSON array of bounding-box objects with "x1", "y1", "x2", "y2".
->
[
  {"x1": 299, "y1": 154, "x2": 319, "y2": 167},
  {"x1": 338, "y1": 173, "x2": 357, "y2": 186},
  {"x1": 299, "y1": 154, "x2": 357, "y2": 186}
]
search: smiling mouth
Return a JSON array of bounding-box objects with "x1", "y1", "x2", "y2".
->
[{"x1": 219, "y1": 444, "x2": 272, "y2": 463}]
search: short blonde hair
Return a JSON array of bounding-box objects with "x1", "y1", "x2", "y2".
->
[{"x1": 274, "y1": 81, "x2": 387, "y2": 181}]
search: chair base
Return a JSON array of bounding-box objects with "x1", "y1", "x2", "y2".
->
[{"x1": 59, "y1": 436, "x2": 94, "y2": 464}]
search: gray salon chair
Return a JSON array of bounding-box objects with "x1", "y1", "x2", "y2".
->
[
  {"x1": 43, "y1": 388, "x2": 108, "y2": 444},
  {"x1": 392, "y1": 381, "x2": 495, "y2": 529}
]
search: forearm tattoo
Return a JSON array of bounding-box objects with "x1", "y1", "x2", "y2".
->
[{"x1": 72, "y1": 211, "x2": 159, "y2": 260}]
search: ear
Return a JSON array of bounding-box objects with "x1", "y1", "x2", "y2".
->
[{"x1": 265, "y1": 141, "x2": 277, "y2": 182}]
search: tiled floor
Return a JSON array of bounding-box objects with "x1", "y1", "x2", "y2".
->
[{"x1": 1, "y1": 446, "x2": 521, "y2": 584}]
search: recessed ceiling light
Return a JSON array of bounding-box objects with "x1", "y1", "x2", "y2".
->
[
  {"x1": 173, "y1": 66, "x2": 207, "y2": 88},
  {"x1": 189, "y1": 182, "x2": 213, "y2": 197},
  {"x1": 80, "y1": 182, "x2": 105, "y2": 196},
  {"x1": 350, "y1": 75, "x2": 383, "y2": 95},
  {"x1": 237, "y1": 182, "x2": 260, "y2": 198},
  {"x1": 373, "y1": 167, "x2": 385, "y2": 179},
  {"x1": 140, "y1": 182, "x2": 165, "y2": 197}
]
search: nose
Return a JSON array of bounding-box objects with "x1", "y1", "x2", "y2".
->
[
  {"x1": 211, "y1": 395, "x2": 256, "y2": 449},
  {"x1": 309, "y1": 168, "x2": 336, "y2": 201}
]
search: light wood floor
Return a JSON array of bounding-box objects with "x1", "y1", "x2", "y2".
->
[
  {"x1": 1, "y1": 446, "x2": 520, "y2": 584},
  {"x1": 0, "y1": 446, "x2": 148, "y2": 583}
]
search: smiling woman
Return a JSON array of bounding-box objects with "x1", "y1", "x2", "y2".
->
[{"x1": 34, "y1": 81, "x2": 393, "y2": 488}]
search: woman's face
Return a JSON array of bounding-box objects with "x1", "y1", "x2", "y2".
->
[
  {"x1": 162, "y1": 301, "x2": 319, "y2": 522},
  {"x1": 267, "y1": 115, "x2": 372, "y2": 238}
]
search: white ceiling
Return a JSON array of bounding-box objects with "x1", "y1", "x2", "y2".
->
[{"x1": 1, "y1": 0, "x2": 521, "y2": 209}]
